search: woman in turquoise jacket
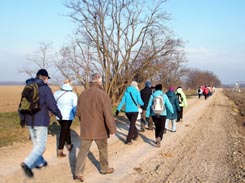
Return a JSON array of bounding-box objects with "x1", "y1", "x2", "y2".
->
[
  {"x1": 116, "y1": 81, "x2": 144, "y2": 144},
  {"x1": 146, "y1": 84, "x2": 174, "y2": 147}
]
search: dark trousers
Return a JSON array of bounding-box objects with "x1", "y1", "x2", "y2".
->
[
  {"x1": 58, "y1": 120, "x2": 72, "y2": 150},
  {"x1": 125, "y1": 112, "x2": 138, "y2": 142},
  {"x1": 177, "y1": 107, "x2": 183, "y2": 122},
  {"x1": 141, "y1": 110, "x2": 153, "y2": 130},
  {"x1": 152, "y1": 115, "x2": 166, "y2": 140}
]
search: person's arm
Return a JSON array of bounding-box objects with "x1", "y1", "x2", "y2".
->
[
  {"x1": 146, "y1": 95, "x2": 153, "y2": 117},
  {"x1": 46, "y1": 87, "x2": 62, "y2": 119},
  {"x1": 103, "y1": 95, "x2": 116, "y2": 135},
  {"x1": 164, "y1": 94, "x2": 174, "y2": 114}
]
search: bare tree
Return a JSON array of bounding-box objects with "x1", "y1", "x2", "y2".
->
[
  {"x1": 61, "y1": 0, "x2": 184, "y2": 103},
  {"x1": 20, "y1": 41, "x2": 54, "y2": 78},
  {"x1": 157, "y1": 50, "x2": 188, "y2": 88}
]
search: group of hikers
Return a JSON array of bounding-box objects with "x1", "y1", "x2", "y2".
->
[
  {"x1": 115, "y1": 81, "x2": 188, "y2": 147},
  {"x1": 18, "y1": 69, "x2": 188, "y2": 182},
  {"x1": 197, "y1": 85, "x2": 216, "y2": 100}
]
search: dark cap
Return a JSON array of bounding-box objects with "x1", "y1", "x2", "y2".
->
[{"x1": 36, "y1": 69, "x2": 51, "y2": 79}]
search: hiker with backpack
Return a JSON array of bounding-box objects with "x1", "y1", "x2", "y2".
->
[
  {"x1": 203, "y1": 85, "x2": 209, "y2": 100},
  {"x1": 19, "y1": 69, "x2": 62, "y2": 178},
  {"x1": 140, "y1": 80, "x2": 154, "y2": 132},
  {"x1": 115, "y1": 81, "x2": 144, "y2": 145},
  {"x1": 175, "y1": 86, "x2": 187, "y2": 122},
  {"x1": 146, "y1": 84, "x2": 174, "y2": 147},
  {"x1": 165, "y1": 86, "x2": 180, "y2": 132},
  {"x1": 197, "y1": 86, "x2": 203, "y2": 99},
  {"x1": 54, "y1": 79, "x2": 78, "y2": 158}
]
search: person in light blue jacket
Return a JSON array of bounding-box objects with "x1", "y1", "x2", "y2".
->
[
  {"x1": 54, "y1": 79, "x2": 78, "y2": 157},
  {"x1": 115, "y1": 81, "x2": 144, "y2": 144},
  {"x1": 146, "y1": 84, "x2": 174, "y2": 147}
]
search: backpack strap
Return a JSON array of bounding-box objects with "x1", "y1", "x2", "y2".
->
[
  {"x1": 129, "y1": 92, "x2": 137, "y2": 107},
  {"x1": 56, "y1": 91, "x2": 68, "y2": 102}
]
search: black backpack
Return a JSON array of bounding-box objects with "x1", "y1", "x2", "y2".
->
[
  {"x1": 18, "y1": 83, "x2": 41, "y2": 115},
  {"x1": 176, "y1": 93, "x2": 183, "y2": 104}
]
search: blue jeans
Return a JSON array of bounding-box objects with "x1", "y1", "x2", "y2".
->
[{"x1": 24, "y1": 126, "x2": 48, "y2": 169}]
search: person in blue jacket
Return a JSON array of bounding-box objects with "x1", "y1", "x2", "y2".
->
[
  {"x1": 165, "y1": 86, "x2": 180, "y2": 132},
  {"x1": 19, "y1": 69, "x2": 62, "y2": 178},
  {"x1": 146, "y1": 84, "x2": 174, "y2": 147},
  {"x1": 115, "y1": 81, "x2": 144, "y2": 144}
]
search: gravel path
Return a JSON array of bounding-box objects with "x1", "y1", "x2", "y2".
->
[{"x1": 0, "y1": 88, "x2": 244, "y2": 183}]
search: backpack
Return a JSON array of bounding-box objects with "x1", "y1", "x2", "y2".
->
[
  {"x1": 151, "y1": 95, "x2": 165, "y2": 115},
  {"x1": 204, "y1": 88, "x2": 209, "y2": 95},
  {"x1": 176, "y1": 93, "x2": 183, "y2": 104},
  {"x1": 18, "y1": 83, "x2": 41, "y2": 114}
]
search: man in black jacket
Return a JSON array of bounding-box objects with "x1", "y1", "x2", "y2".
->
[{"x1": 140, "y1": 81, "x2": 153, "y2": 132}]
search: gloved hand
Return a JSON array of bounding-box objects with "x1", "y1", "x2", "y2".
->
[{"x1": 115, "y1": 110, "x2": 119, "y2": 116}]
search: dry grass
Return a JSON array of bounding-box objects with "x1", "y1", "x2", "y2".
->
[
  {"x1": 0, "y1": 85, "x2": 83, "y2": 148},
  {"x1": 0, "y1": 86, "x2": 23, "y2": 113},
  {"x1": 0, "y1": 85, "x2": 83, "y2": 113}
]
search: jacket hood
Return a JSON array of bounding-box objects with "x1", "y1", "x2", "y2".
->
[
  {"x1": 176, "y1": 88, "x2": 183, "y2": 94},
  {"x1": 61, "y1": 84, "x2": 72, "y2": 91},
  {"x1": 153, "y1": 90, "x2": 164, "y2": 97},
  {"x1": 126, "y1": 85, "x2": 138, "y2": 93},
  {"x1": 34, "y1": 78, "x2": 46, "y2": 87},
  {"x1": 166, "y1": 90, "x2": 175, "y2": 97}
]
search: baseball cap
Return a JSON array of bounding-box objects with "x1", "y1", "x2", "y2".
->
[{"x1": 36, "y1": 69, "x2": 51, "y2": 79}]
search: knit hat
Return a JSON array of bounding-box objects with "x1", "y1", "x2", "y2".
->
[
  {"x1": 145, "y1": 81, "x2": 151, "y2": 87},
  {"x1": 61, "y1": 83, "x2": 72, "y2": 91},
  {"x1": 169, "y1": 86, "x2": 175, "y2": 91}
]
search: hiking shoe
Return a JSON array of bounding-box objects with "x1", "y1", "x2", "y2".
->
[
  {"x1": 100, "y1": 167, "x2": 114, "y2": 174},
  {"x1": 74, "y1": 175, "x2": 84, "y2": 182},
  {"x1": 67, "y1": 144, "x2": 74, "y2": 152},
  {"x1": 156, "y1": 137, "x2": 161, "y2": 147},
  {"x1": 21, "y1": 162, "x2": 34, "y2": 177},
  {"x1": 132, "y1": 135, "x2": 138, "y2": 141},
  {"x1": 125, "y1": 141, "x2": 132, "y2": 145},
  {"x1": 35, "y1": 161, "x2": 48, "y2": 169},
  {"x1": 57, "y1": 151, "x2": 66, "y2": 158}
]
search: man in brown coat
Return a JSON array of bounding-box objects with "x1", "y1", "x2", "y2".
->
[{"x1": 74, "y1": 73, "x2": 116, "y2": 182}]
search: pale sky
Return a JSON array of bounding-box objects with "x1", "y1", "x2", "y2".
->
[{"x1": 0, "y1": 0, "x2": 245, "y2": 84}]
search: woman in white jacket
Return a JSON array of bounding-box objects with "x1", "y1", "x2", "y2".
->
[{"x1": 54, "y1": 80, "x2": 78, "y2": 157}]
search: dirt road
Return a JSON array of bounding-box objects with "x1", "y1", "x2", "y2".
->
[{"x1": 0, "y1": 88, "x2": 244, "y2": 183}]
